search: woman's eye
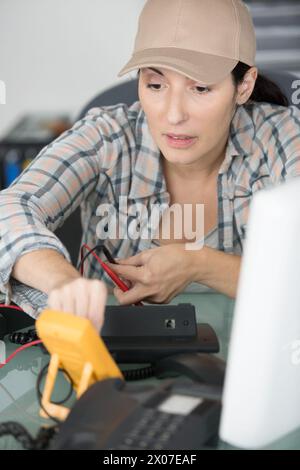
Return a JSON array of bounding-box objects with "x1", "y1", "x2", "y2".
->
[
  {"x1": 146, "y1": 83, "x2": 162, "y2": 91},
  {"x1": 194, "y1": 86, "x2": 209, "y2": 94}
]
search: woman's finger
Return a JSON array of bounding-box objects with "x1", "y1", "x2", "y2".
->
[
  {"x1": 107, "y1": 263, "x2": 144, "y2": 283},
  {"x1": 113, "y1": 284, "x2": 147, "y2": 305},
  {"x1": 47, "y1": 288, "x2": 64, "y2": 312},
  {"x1": 86, "y1": 280, "x2": 107, "y2": 331},
  {"x1": 115, "y1": 250, "x2": 150, "y2": 266}
]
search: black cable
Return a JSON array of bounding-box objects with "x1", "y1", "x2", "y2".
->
[
  {"x1": 0, "y1": 422, "x2": 57, "y2": 450},
  {"x1": 80, "y1": 244, "x2": 105, "y2": 273},
  {"x1": 9, "y1": 328, "x2": 39, "y2": 345},
  {"x1": 80, "y1": 244, "x2": 117, "y2": 275},
  {"x1": 122, "y1": 365, "x2": 155, "y2": 381},
  {"x1": 0, "y1": 422, "x2": 35, "y2": 450},
  {"x1": 34, "y1": 425, "x2": 58, "y2": 450},
  {"x1": 37, "y1": 362, "x2": 74, "y2": 404},
  {"x1": 36, "y1": 363, "x2": 74, "y2": 424},
  {"x1": 9, "y1": 328, "x2": 48, "y2": 355},
  {"x1": 99, "y1": 170, "x2": 119, "y2": 211}
]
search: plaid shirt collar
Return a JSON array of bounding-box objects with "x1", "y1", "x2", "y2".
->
[
  {"x1": 220, "y1": 103, "x2": 255, "y2": 174},
  {"x1": 128, "y1": 108, "x2": 167, "y2": 200}
]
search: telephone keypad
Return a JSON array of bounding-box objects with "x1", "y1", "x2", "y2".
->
[{"x1": 114, "y1": 408, "x2": 186, "y2": 450}]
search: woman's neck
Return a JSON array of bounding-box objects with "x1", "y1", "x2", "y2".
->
[{"x1": 162, "y1": 148, "x2": 225, "y2": 185}]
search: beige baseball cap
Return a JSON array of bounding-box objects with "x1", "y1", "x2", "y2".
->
[{"x1": 118, "y1": 0, "x2": 256, "y2": 85}]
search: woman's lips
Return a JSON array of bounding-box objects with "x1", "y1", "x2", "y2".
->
[{"x1": 165, "y1": 134, "x2": 197, "y2": 148}]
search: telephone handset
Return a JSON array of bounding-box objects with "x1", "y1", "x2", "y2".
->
[
  {"x1": 154, "y1": 352, "x2": 225, "y2": 386},
  {"x1": 52, "y1": 376, "x2": 222, "y2": 450}
]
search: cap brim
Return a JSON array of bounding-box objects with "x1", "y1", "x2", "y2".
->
[{"x1": 117, "y1": 47, "x2": 239, "y2": 85}]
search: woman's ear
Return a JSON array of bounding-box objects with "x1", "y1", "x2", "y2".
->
[{"x1": 236, "y1": 67, "x2": 258, "y2": 105}]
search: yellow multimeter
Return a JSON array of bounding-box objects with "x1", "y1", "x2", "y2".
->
[{"x1": 36, "y1": 309, "x2": 124, "y2": 421}]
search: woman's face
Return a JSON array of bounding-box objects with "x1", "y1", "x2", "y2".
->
[{"x1": 138, "y1": 67, "x2": 239, "y2": 168}]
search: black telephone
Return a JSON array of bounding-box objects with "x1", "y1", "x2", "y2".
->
[
  {"x1": 51, "y1": 303, "x2": 224, "y2": 450},
  {"x1": 102, "y1": 304, "x2": 219, "y2": 363},
  {"x1": 52, "y1": 375, "x2": 222, "y2": 450}
]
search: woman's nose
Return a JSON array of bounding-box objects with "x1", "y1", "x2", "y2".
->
[{"x1": 166, "y1": 95, "x2": 189, "y2": 125}]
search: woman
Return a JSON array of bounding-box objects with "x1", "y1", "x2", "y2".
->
[{"x1": 0, "y1": 0, "x2": 299, "y2": 330}]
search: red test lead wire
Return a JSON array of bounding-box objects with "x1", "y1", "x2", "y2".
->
[
  {"x1": 80, "y1": 244, "x2": 144, "y2": 306},
  {"x1": 0, "y1": 340, "x2": 42, "y2": 369},
  {"x1": 0, "y1": 304, "x2": 42, "y2": 369},
  {"x1": 0, "y1": 304, "x2": 24, "y2": 312}
]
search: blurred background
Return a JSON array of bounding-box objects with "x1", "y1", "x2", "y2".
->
[
  {"x1": 0, "y1": 0, "x2": 299, "y2": 188},
  {"x1": 0, "y1": 0, "x2": 144, "y2": 139}
]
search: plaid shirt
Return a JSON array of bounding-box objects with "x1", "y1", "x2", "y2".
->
[{"x1": 0, "y1": 99, "x2": 300, "y2": 318}]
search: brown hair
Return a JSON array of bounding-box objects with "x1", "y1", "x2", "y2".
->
[{"x1": 232, "y1": 62, "x2": 289, "y2": 107}]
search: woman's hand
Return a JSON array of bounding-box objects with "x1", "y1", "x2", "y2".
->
[
  {"x1": 107, "y1": 244, "x2": 206, "y2": 305},
  {"x1": 47, "y1": 278, "x2": 107, "y2": 331}
]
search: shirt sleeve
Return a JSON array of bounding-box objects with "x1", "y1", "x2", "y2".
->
[{"x1": 0, "y1": 107, "x2": 120, "y2": 318}]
